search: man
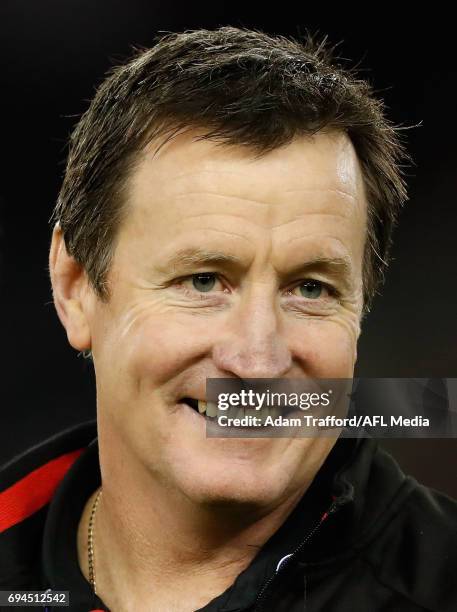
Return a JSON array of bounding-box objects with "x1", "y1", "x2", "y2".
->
[{"x1": 1, "y1": 27, "x2": 456, "y2": 612}]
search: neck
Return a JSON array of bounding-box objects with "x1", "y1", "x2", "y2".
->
[{"x1": 77, "y1": 451, "x2": 310, "y2": 611}]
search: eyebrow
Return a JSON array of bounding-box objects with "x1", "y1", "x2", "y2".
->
[
  {"x1": 159, "y1": 248, "x2": 243, "y2": 274},
  {"x1": 288, "y1": 255, "x2": 354, "y2": 279},
  {"x1": 158, "y1": 247, "x2": 354, "y2": 284}
]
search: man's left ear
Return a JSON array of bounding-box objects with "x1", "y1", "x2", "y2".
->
[{"x1": 49, "y1": 224, "x2": 93, "y2": 352}]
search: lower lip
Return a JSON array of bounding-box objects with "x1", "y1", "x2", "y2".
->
[
  {"x1": 176, "y1": 401, "x2": 208, "y2": 428},
  {"x1": 176, "y1": 402, "x2": 265, "y2": 435},
  {"x1": 175, "y1": 404, "x2": 307, "y2": 436}
]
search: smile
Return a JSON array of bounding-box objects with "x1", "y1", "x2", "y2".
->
[
  {"x1": 181, "y1": 398, "x2": 218, "y2": 418},
  {"x1": 180, "y1": 398, "x2": 293, "y2": 420}
]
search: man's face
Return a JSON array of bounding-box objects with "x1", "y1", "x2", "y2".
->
[{"x1": 83, "y1": 130, "x2": 366, "y2": 508}]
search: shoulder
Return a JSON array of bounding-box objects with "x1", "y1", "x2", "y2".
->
[
  {"x1": 365, "y1": 452, "x2": 457, "y2": 612},
  {"x1": 0, "y1": 421, "x2": 96, "y2": 589}
]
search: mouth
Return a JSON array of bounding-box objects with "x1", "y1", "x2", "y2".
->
[
  {"x1": 180, "y1": 397, "x2": 297, "y2": 420},
  {"x1": 180, "y1": 397, "x2": 218, "y2": 419}
]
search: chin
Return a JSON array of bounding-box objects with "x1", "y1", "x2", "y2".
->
[{"x1": 181, "y1": 467, "x2": 287, "y2": 510}]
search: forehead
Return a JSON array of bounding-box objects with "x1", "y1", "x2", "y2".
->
[
  {"x1": 129, "y1": 129, "x2": 365, "y2": 216},
  {"x1": 120, "y1": 129, "x2": 367, "y2": 275}
]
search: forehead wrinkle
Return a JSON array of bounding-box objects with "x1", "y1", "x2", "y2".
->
[
  {"x1": 153, "y1": 169, "x2": 258, "y2": 183},
  {"x1": 169, "y1": 212, "x2": 284, "y2": 234},
  {"x1": 165, "y1": 187, "x2": 358, "y2": 206},
  {"x1": 172, "y1": 192, "x2": 274, "y2": 208},
  {"x1": 285, "y1": 233, "x2": 353, "y2": 248},
  {"x1": 278, "y1": 234, "x2": 360, "y2": 272},
  {"x1": 197, "y1": 228, "x2": 254, "y2": 241},
  {"x1": 280, "y1": 187, "x2": 358, "y2": 200},
  {"x1": 269, "y1": 211, "x2": 353, "y2": 228}
]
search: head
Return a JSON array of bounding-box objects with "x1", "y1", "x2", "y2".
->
[{"x1": 50, "y1": 28, "x2": 407, "y2": 511}]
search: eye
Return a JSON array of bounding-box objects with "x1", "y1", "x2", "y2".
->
[
  {"x1": 292, "y1": 279, "x2": 326, "y2": 300},
  {"x1": 190, "y1": 273, "x2": 218, "y2": 293},
  {"x1": 174, "y1": 272, "x2": 228, "y2": 300}
]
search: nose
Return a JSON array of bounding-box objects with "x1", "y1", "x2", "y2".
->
[{"x1": 212, "y1": 289, "x2": 292, "y2": 379}]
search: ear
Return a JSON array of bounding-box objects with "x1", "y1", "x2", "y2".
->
[{"x1": 49, "y1": 224, "x2": 92, "y2": 352}]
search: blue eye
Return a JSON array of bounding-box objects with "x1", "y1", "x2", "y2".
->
[
  {"x1": 192, "y1": 273, "x2": 217, "y2": 292},
  {"x1": 298, "y1": 280, "x2": 323, "y2": 299}
]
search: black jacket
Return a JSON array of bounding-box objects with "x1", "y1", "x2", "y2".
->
[{"x1": 1, "y1": 420, "x2": 456, "y2": 612}]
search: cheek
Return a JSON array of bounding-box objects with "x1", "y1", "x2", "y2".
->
[
  {"x1": 102, "y1": 307, "x2": 215, "y2": 392},
  {"x1": 292, "y1": 319, "x2": 358, "y2": 377}
]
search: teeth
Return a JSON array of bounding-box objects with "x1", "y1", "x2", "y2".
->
[
  {"x1": 192, "y1": 401, "x2": 285, "y2": 419},
  {"x1": 195, "y1": 400, "x2": 217, "y2": 417},
  {"x1": 259, "y1": 407, "x2": 270, "y2": 423},
  {"x1": 206, "y1": 402, "x2": 217, "y2": 418},
  {"x1": 245, "y1": 406, "x2": 257, "y2": 419},
  {"x1": 256, "y1": 406, "x2": 281, "y2": 423}
]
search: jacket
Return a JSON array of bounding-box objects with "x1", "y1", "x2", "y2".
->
[{"x1": 1, "y1": 420, "x2": 456, "y2": 611}]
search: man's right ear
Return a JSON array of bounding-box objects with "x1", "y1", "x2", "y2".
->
[{"x1": 49, "y1": 224, "x2": 92, "y2": 352}]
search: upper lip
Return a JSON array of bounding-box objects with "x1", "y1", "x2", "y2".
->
[
  {"x1": 180, "y1": 397, "x2": 296, "y2": 414},
  {"x1": 181, "y1": 397, "x2": 206, "y2": 411}
]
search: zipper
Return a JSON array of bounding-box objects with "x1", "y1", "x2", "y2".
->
[{"x1": 253, "y1": 499, "x2": 343, "y2": 611}]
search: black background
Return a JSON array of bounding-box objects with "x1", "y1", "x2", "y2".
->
[{"x1": 1, "y1": 2, "x2": 456, "y2": 496}]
